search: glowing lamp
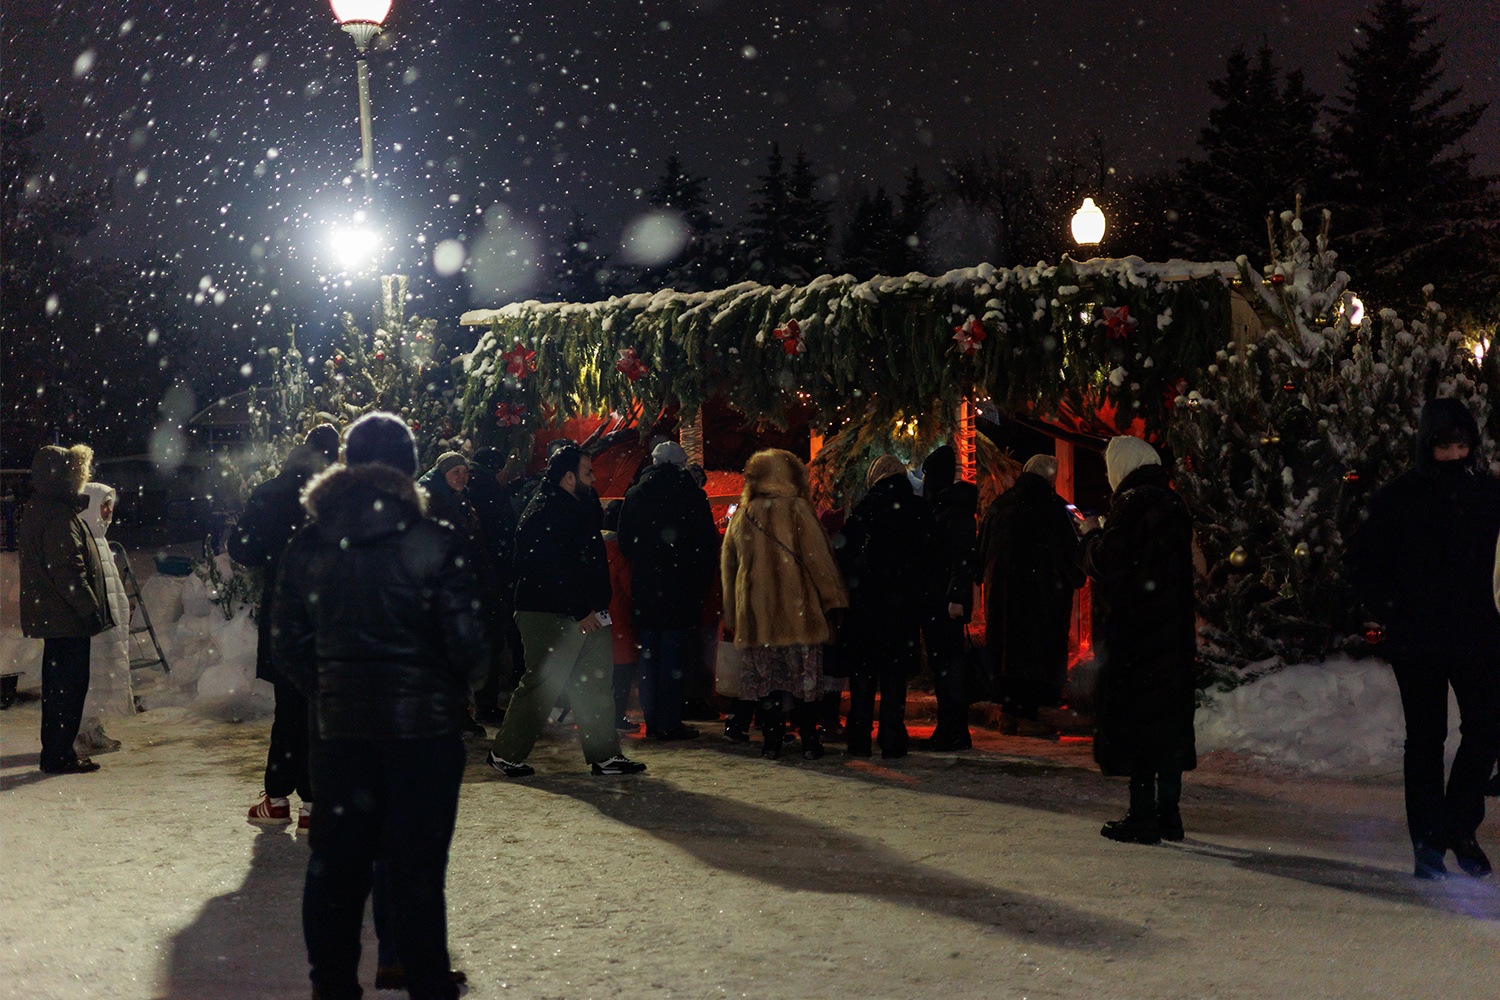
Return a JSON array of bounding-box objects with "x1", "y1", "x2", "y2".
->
[
  {"x1": 1070, "y1": 197, "x2": 1106, "y2": 246},
  {"x1": 330, "y1": 0, "x2": 391, "y2": 52}
]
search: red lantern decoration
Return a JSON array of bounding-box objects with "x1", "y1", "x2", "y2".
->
[
  {"x1": 1096, "y1": 304, "x2": 1137, "y2": 340},
  {"x1": 773, "y1": 318, "x2": 806, "y2": 356},
  {"x1": 616, "y1": 347, "x2": 650, "y2": 383},
  {"x1": 494, "y1": 401, "x2": 527, "y2": 428},
  {"x1": 1364, "y1": 624, "x2": 1384, "y2": 645},
  {"x1": 501, "y1": 341, "x2": 538, "y2": 379},
  {"x1": 952, "y1": 316, "x2": 987, "y2": 355}
]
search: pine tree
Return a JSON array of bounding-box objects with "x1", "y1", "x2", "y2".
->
[
  {"x1": 547, "y1": 210, "x2": 609, "y2": 302},
  {"x1": 840, "y1": 187, "x2": 904, "y2": 279},
  {"x1": 1168, "y1": 201, "x2": 1490, "y2": 677},
  {"x1": 785, "y1": 149, "x2": 833, "y2": 280},
  {"x1": 1329, "y1": 0, "x2": 1498, "y2": 315},
  {"x1": 1177, "y1": 44, "x2": 1328, "y2": 261},
  {"x1": 639, "y1": 156, "x2": 722, "y2": 292},
  {"x1": 741, "y1": 144, "x2": 792, "y2": 283},
  {"x1": 942, "y1": 146, "x2": 1041, "y2": 268},
  {"x1": 896, "y1": 166, "x2": 933, "y2": 274}
]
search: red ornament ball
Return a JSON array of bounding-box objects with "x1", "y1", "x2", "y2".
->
[
  {"x1": 1344, "y1": 470, "x2": 1360, "y2": 483},
  {"x1": 375, "y1": 351, "x2": 385, "y2": 361},
  {"x1": 1271, "y1": 274, "x2": 1286, "y2": 286},
  {"x1": 1364, "y1": 625, "x2": 1385, "y2": 645}
]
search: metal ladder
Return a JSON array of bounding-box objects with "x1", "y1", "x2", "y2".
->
[{"x1": 111, "y1": 540, "x2": 170, "y2": 675}]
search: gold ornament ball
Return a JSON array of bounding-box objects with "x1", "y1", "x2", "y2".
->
[
  {"x1": 1228, "y1": 546, "x2": 1250, "y2": 568},
  {"x1": 1294, "y1": 541, "x2": 1311, "y2": 559}
]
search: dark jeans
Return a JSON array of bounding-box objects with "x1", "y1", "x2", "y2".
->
[
  {"x1": 265, "y1": 676, "x2": 311, "y2": 800},
  {"x1": 848, "y1": 665, "x2": 910, "y2": 757},
  {"x1": 638, "y1": 626, "x2": 691, "y2": 736},
  {"x1": 1391, "y1": 651, "x2": 1500, "y2": 848},
  {"x1": 40, "y1": 636, "x2": 91, "y2": 771},
  {"x1": 304, "y1": 736, "x2": 465, "y2": 1000},
  {"x1": 1001, "y1": 676, "x2": 1061, "y2": 721}
]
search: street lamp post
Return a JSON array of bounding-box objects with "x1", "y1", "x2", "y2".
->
[{"x1": 330, "y1": 0, "x2": 392, "y2": 199}]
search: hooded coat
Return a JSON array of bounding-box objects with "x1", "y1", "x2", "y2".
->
[
  {"x1": 228, "y1": 446, "x2": 327, "y2": 682},
  {"x1": 721, "y1": 450, "x2": 848, "y2": 649},
  {"x1": 1347, "y1": 398, "x2": 1500, "y2": 656},
  {"x1": 1082, "y1": 459, "x2": 1197, "y2": 776},
  {"x1": 978, "y1": 471, "x2": 1085, "y2": 695},
  {"x1": 618, "y1": 463, "x2": 718, "y2": 629},
  {"x1": 272, "y1": 462, "x2": 490, "y2": 741},
  {"x1": 79, "y1": 484, "x2": 134, "y2": 719},
  {"x1": 835, "y1": 472, "x2": 935, "y2": 674},
  {"x1": 19, "y1": 445, "x2": 112, "y2": 639}
]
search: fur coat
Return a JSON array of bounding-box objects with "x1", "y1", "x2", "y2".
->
[
  {"x1": 721, "y1": 450, "x2": 848, "y2": 649},
  {"x1": 19, "y1": 444, "x2": 112, "y2": 639}
]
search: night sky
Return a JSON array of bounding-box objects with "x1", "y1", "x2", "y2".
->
[{"x1": 7, "y1": 1, "x2": 1499, "y2": 369}]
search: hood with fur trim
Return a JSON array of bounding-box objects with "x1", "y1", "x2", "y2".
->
[
  {"x1": 740, "y1": 448, "x2": 810, "y2": 503},
  {"x1": 31, "y1": 445, "x2": 92, "y2": 502},
  {"x1": 302, "y1": 463, "x2": 429, "y2": 544}
]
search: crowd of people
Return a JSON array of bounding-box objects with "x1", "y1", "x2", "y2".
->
[{"x1": 15, "y1": 395, "x2": 1500, "y2": 999}]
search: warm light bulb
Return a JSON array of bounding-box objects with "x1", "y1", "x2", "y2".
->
[
  {"x1": 330, "y1": 0, "x2": 392, "y2": 25},
  {"x1": 1070, "y1": 197, "x2": 1106, "y2": 246}
]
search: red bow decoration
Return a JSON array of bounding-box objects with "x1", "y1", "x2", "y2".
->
[
  {"x1": 501, "y1": 341, "x2": 538, "y2": 379},
  {"x1": 494, "y1": 401, "x2": 527, "y2": 428},
  {"x1": 1097, "y1": 305, "x2": 1137, "y2": 340},
  {"x1": 952, "y1": 316, "x2": 986, "y2": 355},
  {"x1": 616, "y1": 347, "x2": 650, "y2": 383},
  {"x1": 1163, "y1": 377, "x2": 1189, "y2": 411},
  {"x1": 774, "y1": 319, "x2": 806, "y2": 356}
]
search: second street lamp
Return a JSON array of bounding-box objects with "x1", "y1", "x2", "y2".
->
[{"x1": 330, "y1": 0, "x2": 393, "y2": 199}]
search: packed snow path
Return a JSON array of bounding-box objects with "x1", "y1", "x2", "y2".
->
[{"x1": 1, "y1": 704, "x2": 1496, "y2": 1000}]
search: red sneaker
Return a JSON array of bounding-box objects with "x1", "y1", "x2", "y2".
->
[
  {"x1": 297, "y1": 803, "x2": 312, "y2": 833},
  {"x1": 247, "y1": 793, "x2": 291, "y2": 825}
]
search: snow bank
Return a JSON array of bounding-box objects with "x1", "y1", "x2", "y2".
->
[{"x1": 1195, "y1": 655, "x2": 1456, "y2": 778}]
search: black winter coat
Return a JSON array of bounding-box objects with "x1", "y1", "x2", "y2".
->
[
  {"x1": 229, "y1": 461, "x2": 316, "y2": 682},
  {"x1": 922, "y1": 480, "x2": 979, "y2": 656},
  {"x1": 1345, "y1": 407, "x2": 1500, "y2": 657},
  {"x1": 512, "y1": 479, "x2": 612, "y2": 621},
  {"x1": 835, "y1": 474, "x2": 935, "y2": 675},
  {"x1": 978, "y1": 472, "x2": 1084, "y2": 692},
  {"x1": 617, "y1": 464, "x2": 718, "y2": 629},
  {"x1": 1082, "y1": 464, "x2": 1197, "y2": 776},
  {"x1": 272, "y1": 464, "x2": 490, "y2": 741}
]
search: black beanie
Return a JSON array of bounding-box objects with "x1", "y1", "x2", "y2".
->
[
  {"x1": 921, "y1": 445, "x2": 957, "y2": 496},
  {"x1": 304, "y1": 423, "x2": 341, "y2": 463},
  {"x1": 343, "y1": 412, "x2": 418, "y2": 477}
]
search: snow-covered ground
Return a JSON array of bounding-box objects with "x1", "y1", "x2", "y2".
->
[{"x1": 2, "y1": 553, "x2": 1495, "y2": 998}]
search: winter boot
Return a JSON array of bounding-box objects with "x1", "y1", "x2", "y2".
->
[
  {"x1": 1413, "y1": 841, "x2": 1449, "y2": 880},
  {"x1": 1157, "y1": 806, "x2": 1185, "y2": 842},
  {"x1": 1448, "y1": 835, "x2": 1492, "y2": 878},
  {"x1": 1102, "y1": 773, "x2": 1162, "y2": 845},
  {"x1": 795, "y1": 699, "x2": 824, "y2": 760},
  {"x1": 297, "y1": 802, "x2": 313, "y2": 834}
]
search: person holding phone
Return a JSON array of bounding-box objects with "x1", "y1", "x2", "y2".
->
[{"x1": 487, "y1": 445, "x2": 647, "y2": 778}]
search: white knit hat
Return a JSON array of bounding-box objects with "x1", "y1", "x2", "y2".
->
[{"x1": 1104, "y1": 436, "x2": 1160, "y2": 492}]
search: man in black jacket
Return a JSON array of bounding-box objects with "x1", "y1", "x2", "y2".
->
[
  {"x1": 273, "y1": 412, "x2": 488, "y2": 1000},
  {"x1": 618, "y1": 440, "x2": 718, "y2": 741},
  {"x1": 229, "y1": 424, "x2": 338, "y2": 828},
  {"x1": 487, "y1": 445, "x2": 647, "y2": 777},
  {"x1": 978, "y1": 454, "x2": 1084, "y2": 738},
  {"x1": 1347, "y1": 397, "x2": 1500, "y2": 880},
  {"x1": 916, "y1": 445, "x2": 980, "y2": 752}
]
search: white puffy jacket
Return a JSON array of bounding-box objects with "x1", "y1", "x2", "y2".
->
[{"x1": 80, "y1": 483, "x2": 134, "y2": 719}]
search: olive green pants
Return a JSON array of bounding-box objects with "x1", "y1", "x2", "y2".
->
[{"x1": 491, "y1": 612, "x2": 621, "y2": 766}]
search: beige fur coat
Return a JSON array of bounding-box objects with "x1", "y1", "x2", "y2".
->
[{"x1": 721, "y1": 450, "x2": 847, "y2": 649}]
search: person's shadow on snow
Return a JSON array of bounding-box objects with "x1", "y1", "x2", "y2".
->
[
  {"x1": 1170, "y1": 839, "x2": 1500, "y2": 919},
  {"x1": 153, "y1": 828, "x2": 313, "y2": 1000},
  {"x1": 530, "y1": 775, "x2": 1155, "y2": 954}
]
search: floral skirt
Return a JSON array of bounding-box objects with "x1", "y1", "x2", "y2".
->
[{"x1": 741, "y1": 644, "x2": 823, "y2": 702}]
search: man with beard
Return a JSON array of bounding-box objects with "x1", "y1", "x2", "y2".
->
[
  {"x1": 1348, "y1": 398, "x2": 1500, "y2": 880},
  {"x1": 487, "y1": 445, "x2": 647, "y2": 777}
]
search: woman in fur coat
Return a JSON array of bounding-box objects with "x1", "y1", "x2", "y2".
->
[
  {"x1": 76, "y1": 483, "x2": 133, "y2": 752},
  {"x1": 721, "y1": 449, "x2": 848, "y2": 760}
]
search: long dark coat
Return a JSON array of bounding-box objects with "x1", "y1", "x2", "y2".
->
[
  {"x1": 617, "y1": 464, "x2": 718, "y2": 630},
  {"x1": 1345, "y1": 399, "x2": 1500, "y2": 657},
  {"x1": 978, "y1": 472, "x2": 1084, "y2": 697},
  {"x1": 228, "y1": 454, "x2": 320, "y2": 681},
  {"x1": 924, "y1": 480, "x2": 979, "y2": 656},
  {"x1": 835, "y1": 474, "x2": 935, "y2": 676},
  {"x1": 1082, "y1": 464, "x2": 1197, "y2": 776}
]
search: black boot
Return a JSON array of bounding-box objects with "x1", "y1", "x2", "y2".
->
[
  {"x1": 1413, "y1": 841, "x2": 1449, "y2": 880},
  {"x1": 1156, "y1": 771, "x2": 1184, "y2": 841},
  {"x1": 1102, "y1": 773, "x2": 1162, "y2": 845},
  {"x1": 759, "y1": 696, "x2": 784, "y2": 759},
  {"x1": 1448, "y1": 835, "x2": 1492, "y2": 878},
  {"x1": 796, "y1": 699, "x2": 824, "y2": 760}
]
